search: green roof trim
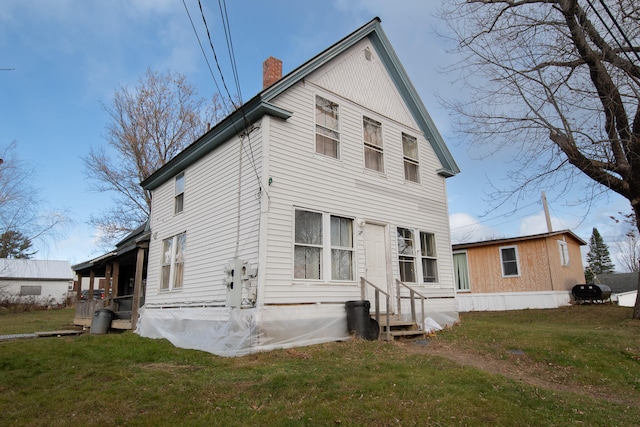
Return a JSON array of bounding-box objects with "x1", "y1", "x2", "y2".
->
[{"x1": 142, "y1": 17, "x2": 458, "y2": 190}]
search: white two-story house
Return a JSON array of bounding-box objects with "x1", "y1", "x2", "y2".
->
[{"x1": 136, "y1": 18, "x2": 460, "y2": 356}]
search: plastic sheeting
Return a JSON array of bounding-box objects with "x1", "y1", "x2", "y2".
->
[{"x1": 136, "y1": 304, "x2": 351, "y2": 357}]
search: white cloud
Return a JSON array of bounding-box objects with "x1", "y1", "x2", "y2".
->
[
  {"x1": 449, "y1": 213, "x2": 500, "y2": 243},
  {"x1": 518, "y1": 211, "x2": 580, "y2": 236}
]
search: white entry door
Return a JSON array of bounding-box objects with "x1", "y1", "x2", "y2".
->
[{"x1": 364, "y1": 223, "x2": 391, "y2": 301}]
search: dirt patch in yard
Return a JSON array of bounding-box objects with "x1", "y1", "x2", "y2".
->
[{"x1": 398, "y1": 338, "x2": 638, "y2": 408}]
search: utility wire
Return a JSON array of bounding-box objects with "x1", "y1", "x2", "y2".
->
[
  {"x1": 583, "y1": 0, "x2": 640, "y2": 67},
  {"x1": 597, "y1": 0, "x2": 640, "y2": 64},
  {"x1": 181, "y1": 0, "x2": 224, "y2": 99},
  {"x1": 197, "y1": 0, "x2": 237, "y2": 109},
  {"x1": 218, "y1": 0, "x2": 242, "y2": 101}
]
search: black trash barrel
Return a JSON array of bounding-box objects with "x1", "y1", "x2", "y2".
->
[
  {"x1": 91, "y1": 309, "x2": 114, "y2": 335},
  {"x1": 345, "y1": 300, "x2": 371, "y2": 339}
]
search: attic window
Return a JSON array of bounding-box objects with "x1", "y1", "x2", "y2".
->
[{"x1": 364, "y1": 47, "x2": 372, "y2": 61}]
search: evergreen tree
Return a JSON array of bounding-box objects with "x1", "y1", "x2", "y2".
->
[
  {"x1": 585, "y1": 228, "x2": 614, "y2": 283},
  {"x1": 0, "y1": 230, "x2": 35, "y2": 259}
]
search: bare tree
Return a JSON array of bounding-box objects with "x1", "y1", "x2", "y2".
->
[
  {"x1": 85, "y1": 69, "x2": 232, "y2": 247},
  {"x1": 440, "y1": 0, "x2": 640, "y2": 318},
  {"x1": 0, "y1": 142, "x2": 69, "y2": 257}
]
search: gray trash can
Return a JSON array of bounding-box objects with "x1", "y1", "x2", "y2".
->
[
  {"x1": 345, "y1": 300, "x2": 371, "y2": 339},
  {"x1": 90, "y1": 309, "x2": 114, "y2": 335}
]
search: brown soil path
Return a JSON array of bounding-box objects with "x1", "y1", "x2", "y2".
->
[{"x1": 399, "y1": 338, "x2": 638, "y2": 408}]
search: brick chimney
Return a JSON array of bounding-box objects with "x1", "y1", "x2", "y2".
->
[{"x1": 263, "y1": 56, "x2": 282, "y2": 89}]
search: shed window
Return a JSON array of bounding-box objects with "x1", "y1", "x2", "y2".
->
[
  {"x1": 500, "y1": 246, "x2": 520, "y2": 277},
  {"x1": 558, "y1": 241, "x2": 570, "y2": 266},
  {"x1": 315, "y1": 95, "x2": 340, "y2": 159},
  {"x1": 453, "y1": 252, "x2": 470, "y2": 291}
]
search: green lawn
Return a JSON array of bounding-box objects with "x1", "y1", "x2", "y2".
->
[{"x1": 0, "y1": 305, "x2": 639, "y2": 426}]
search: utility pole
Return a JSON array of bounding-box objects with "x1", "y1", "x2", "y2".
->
[{"x1": 542, "y1": 191, "x2": 553, "y2": 232}]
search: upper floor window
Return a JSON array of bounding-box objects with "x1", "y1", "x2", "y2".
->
[
  {"x1": 363, "y1": 116, "x2": 384, "y2": 172},
  {"x1": 402, "y1": 133, "x2": 420, "y2": 183},
  {"x1": 294, "y1": 209, "x2": 354, "y2": 281},
  {"x1": 174, "y1": 173, "x2": 185, "y2": 214},
  {"x1": 558, "y1": 241, "x2": 570, "y2": 266},
  {"x1": 161, "y1": 232, "x2": 186, "y2": 291},
  {"x1": 315, "y1": 95, "x2": 340, "y2": 159},
  {"x1": 420, "y1": 232, "x2": 438, "y2": 282},
  {"x1": 500, "y1": 246, "x2": 520, "y2": 277},
  {"x1": 397, "y1": 227, "x2": 416, "y2": 282}
]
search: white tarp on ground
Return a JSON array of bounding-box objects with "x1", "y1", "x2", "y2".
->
[{"x1": 136, "y1": 304, "x2": 351, "y2": 357}]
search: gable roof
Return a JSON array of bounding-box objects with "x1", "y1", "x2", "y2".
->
[
  {"x1": 0, "y1": 259, "x2": 73, "y2": 281},
  {"x1": 142, "y1": 17, "x2": 459, "y2": 191},
  {"x1": 596, "y1": 273, "x2": 638, "y2": 293},
  {"x1": 452, "y1": 230, "x2": 587, "y2": 251}
]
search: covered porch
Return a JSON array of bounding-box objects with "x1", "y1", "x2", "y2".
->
[{"x1": 72, "y1": 224, "x2": 149, "y2": 331}]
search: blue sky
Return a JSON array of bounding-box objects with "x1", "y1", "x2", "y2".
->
[{"x1": 0, "y1": 1, "x2": 633, "y2": 268}]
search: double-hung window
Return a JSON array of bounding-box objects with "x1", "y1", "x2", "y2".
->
[
  {"x1": 558, "y1": 241, "x2": 570, "y2": 266},
  {"x1": 294, "y1": 209, "x2": 354, "y2": 281},
  {"x1": 160, "y1": 232, "x2": 186, "y2": 291},
  {"x1": 420, "y1": 232, "x2": 438, "y2": 282},
  {"x1": 315, "y1": 95, "x2": 340, "y2": 159},
  {"x1": 397, "y1": 228, "x2": 416, "y2": 282},
  {"x1": 363, "y1": 116, "x2": 383, "y2": 172},
  {"x1": 174, "y1": 172, "x2": 185, "y2": 214},
  {"x1": 500, "y1": 246, "x2": 520, "y2": 277},
  {"x1": 402, "y1": 133, "x2": 420, "y2": 183}
]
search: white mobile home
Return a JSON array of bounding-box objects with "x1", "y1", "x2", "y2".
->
[
  {"x1": 0, "y1": 259, "x2": 73, "y2": 306},
  {"x1": 136, "y1": 18, "x2": 460, "y2": 356}
]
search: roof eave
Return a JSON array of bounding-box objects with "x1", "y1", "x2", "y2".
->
[{"x1": 141, "y1": 100, "x2": 292, "y2": 191}]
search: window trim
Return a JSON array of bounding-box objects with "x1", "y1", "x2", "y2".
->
[
  {"x1": 160, "y1": 232, "x2": 186, "y2": 291},
  {"x1": 500, "y1": 245, "x2": 520, "y2": 277},
  {"x1": 174, "y1": 172, "x2": 185, "y2": 215},
  {"x1": 293, "y1": 208, "x2": 356, "y2": 283},
  {"x1": 420, "y1": 231, "x2": 438, "y2": 283},
  {"x1": 558, "y1": 240, "x2": 570, "y2": 266},
  {"x1": 402, "y1": 133, "x2": 420, "y2": 183},
  {"x1": 453, "y1": 251, "x2": 471, "y2": 292},
  {"x1": 314, "y1": 95, "x2": 341, "y2": 160},
  {"x1": 363, "y1": 115, "x2": 384, "y2": 173},
  {"x1": 397, "y1": 227, "x2": 417, "y2": 283}
]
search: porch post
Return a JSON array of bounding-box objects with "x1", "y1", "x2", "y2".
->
[
  {"x1": 111, "y1": 262, "x2": 120, "y2": 299},
  {"x1": 75, "y1": 272, "x2": 83, "y2": 302},
  {"x1": 88, "y1": 270, "x2": 95, "y2": 300},
  {"x1": 131, "y1": 244, "x2": 147, "y2": 332}
]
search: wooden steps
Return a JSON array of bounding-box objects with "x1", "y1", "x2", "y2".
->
[{"x1": 374, "y1": 316, "x2": 426, "y2": 341}]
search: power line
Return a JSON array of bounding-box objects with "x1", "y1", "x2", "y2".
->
[
  {"x1": 181, "y1": 0, "x2": 224, "y2": 99},
  {"x1": 197, "y1": 0, "x2": 237, "y2": 109},
  {"x1": 217, "y1": 0, "x2": 242, "y2": 101}
]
